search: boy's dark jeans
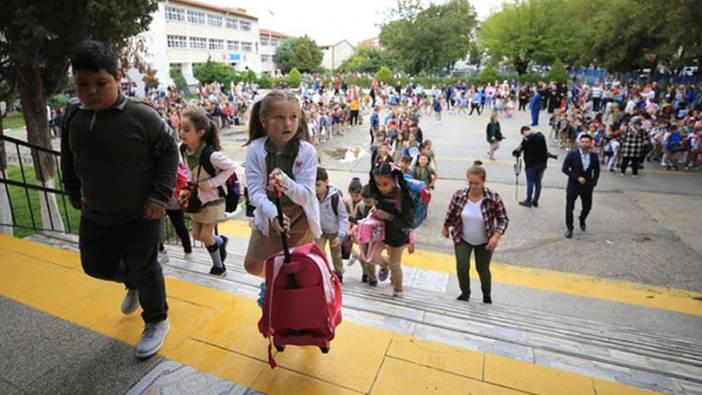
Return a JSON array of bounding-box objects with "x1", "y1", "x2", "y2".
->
[{"x1": 79, "y1": 216, "x2": 168, "y2": 323}]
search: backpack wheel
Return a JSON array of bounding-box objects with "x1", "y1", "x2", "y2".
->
[
  {"x1": 275, "y1": 345, "x2": 285, "y2": 352},
  {"x1": 320, "y1": 347, "x2": 330, "y2": 354}
]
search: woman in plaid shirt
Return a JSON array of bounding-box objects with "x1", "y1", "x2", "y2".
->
[{"x1": 442, "y1": 161, "x2": 509, "y2": 304}]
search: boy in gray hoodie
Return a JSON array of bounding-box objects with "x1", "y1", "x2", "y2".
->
[{"x1": 315, "y1": 167, "x2": 349, "y2": 282}]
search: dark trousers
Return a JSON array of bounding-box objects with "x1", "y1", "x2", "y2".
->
[
  {"x1": 593, "y1": 98, "x2": 602, "y2": 112},
  {"x1": 164, "y1": 209, "x2": 192, "y2": 252},
  {"x1": 565, "y1": 185, "x2": 593, "y2": 231},
  {"x1": 621, "y1": 156, "x2": 639, "y2": 176},
  {"x1": 525, "y1": 165, "x2": 545, "y2": 204},
  {"x1": 349, "y1": 110, "x2": 359, "y2": 125},
  {"x1": 531, "y1": 108, "x2": 540, "y2": 126},
  {"x1": 518, "y1": 99, "x2": 527, "y2": 111},
  {"x1": 454, "y1": 240, "x2": 493, "y2": 297},
  {"x1": 469, "y1": 103, "x2": 481, "y2": 116},
  {"x1": 79, "y1": 217, "x2": 168, "y2": 323}
]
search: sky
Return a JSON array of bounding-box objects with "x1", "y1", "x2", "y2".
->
[{"x1": 208, "y1": 0, "x2": 504, "y2": 45}]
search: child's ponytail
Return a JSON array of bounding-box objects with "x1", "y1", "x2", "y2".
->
[
  {"x1": 182, "y1": 109, "x2": 221, "y2": 151},
  {"x1": 246, "y1": 100, "x2": 265, "y2": 146}
]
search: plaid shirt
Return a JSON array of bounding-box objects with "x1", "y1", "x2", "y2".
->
[{"x1": 443, "y1": 187, "x2": 509, "y2": 245}]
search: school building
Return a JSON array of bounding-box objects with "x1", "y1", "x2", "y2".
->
[
  {"x1": 138, "y1": 0, "x2": 262, "y2": 88},
  {"x1": 259, "y1": 29, "x2": 289, "y2": 77}
]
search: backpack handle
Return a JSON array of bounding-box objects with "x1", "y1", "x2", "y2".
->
[{"x1": 274, "y1": 193, "x2": 296, "y2": 289}]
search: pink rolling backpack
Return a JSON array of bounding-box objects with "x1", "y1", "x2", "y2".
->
[
  {"x1": 258, "y1": 196, "x2": 343, "y2": 368},
  {"x1": 355, "y1": 216, "x2": 386, "y2": 262}
]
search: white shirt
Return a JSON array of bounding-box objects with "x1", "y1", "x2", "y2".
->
[
  {"x1": 461, "y1": 198, "x2": 488, "y2": 245},
  {"x1": 245, "y1": 137, "x2": 322, "y2": 239}
]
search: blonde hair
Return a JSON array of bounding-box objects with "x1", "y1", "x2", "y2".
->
[
  {"x1": 245, "y1": 90, "x2": 310, "y2": 145},
  {"x1": 467, "y1": 160, "x2": 486, "y2": 181}
]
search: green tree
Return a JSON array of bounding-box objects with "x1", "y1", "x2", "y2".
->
[
  {"x1": 169, "y1": 67, "x2": 188, "y2": 93},
  {"x1": 274, "y1": 36, "x2": 323, "y2": 73},
  {"x1": 0, "y1": 0, "x2": 159, "y2": 233},
  {"x1": 193, "y1": 59, "x2": 238, "y2": 87},
  {"x1": 477, "y1": 64, "x2": 498, "y2": 84},
  {"x1": 546, "y1": 58, "x2": 568, "y2": 83},
  {"x1": 375, "y1": 66, "x2": 394, "y2": 85},
  {"x1": 257, "y1": 73, "x2": 273, "y2": 89},
  {"x1": 380, "y1": 0, "x2": 478, "y2": 74},
  {"x1": 478, "y1": 0, "x2": 582, "y2": 74},
  {"x1": 579, "y1": 0, "x2": 702, "y2": 72},
  {"x1": 339, "y1": 44, "x2": 393, "y2": 73},
  {"x1": 287, "y1": 68, "x2": 302, "y2": 87}
]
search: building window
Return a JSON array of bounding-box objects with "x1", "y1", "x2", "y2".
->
[
  {"x1": 167, "y1": 35, "x2": 187, "y2": 48},
  {"x1": 190, "y1": 36, "x2": 207, "y2": 49},
  {"x1": 187, "y1": 10, "x2": 205, "y2": 24},
  {"x1": 270, "y1": 38, "x2": 279, "y2": 47},
  {"x1": 227, "y1": 40, "x2": 240, "y2": 50},
  {"x1": 260, "y1": 36, "x2": 270, "y2": 46},
  {"x1": 240, "y1": 21, "x2": 252, "y2": 31},
  {"x1": 262, "y1": 55, "x2": 275, "y2": 63},
  {"x1": 226, "y1": 17, "x2": 238, "y2": 29},
  {"x1": 209, "y1": 39, "x2": 224, "y2": 50},
  {"x1": 207, "y1": 14, "x2": 223, "y2": 27},
  {"x1": 165, "y1": 6, "x2": 185, "y2": 22},
  {"x1": 241, "y1": 41, "x2": 253, "y2": 52}
]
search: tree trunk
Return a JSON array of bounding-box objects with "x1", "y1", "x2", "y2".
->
[
  {"x1": 0, "y1": 115, "x2": 13, "y2": 236},
  {"x1": 16, "y1": 61, "x2": 65, "y2": 234}
]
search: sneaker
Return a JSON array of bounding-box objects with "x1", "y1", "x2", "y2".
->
[
  {"x1": 257, "y1": 282, "x2": 266, "y2": 308},
  {"x1": 518, "y1": 200, "x2": 532, "y2": 208},
  {"x1": 368, "y1": 279, "x2": 378, "y2": 287},
  {"x1": 392, "y1": 289, "x2": 404, "y2": 298},
  {"x1": 362, "y1": 274, "x2": 368, "y2": 283},
  {"x1": 135, "y1": 319, "x2": 170, "y2": 359},
  {"x1": 209, "y1": 265, "x2": 227, "y2": 277},
  {"x1": 219, "y1": 236, "x2": 228, "y2": 263},
  {"x1": 532, "y1": 201, "x2": 539, "y2": 208},
  {"x1": 378, "y1": 267, "x2": 389, "y2": 282},
  {"x1": 121, "y1": 288, "x2": 139, "y2": 315},
  {"x1": 456, "y1": 293, "x2": 469, "y2": 301},
  {"x1": 483, "y1": 295, "x2": 493, "y2": 304}
]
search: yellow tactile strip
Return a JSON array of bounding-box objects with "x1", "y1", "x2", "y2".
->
[
  {"x1": 216, "y1": 220, "x2": 702, "y2": 317},
  {"x1": 0, "y1": 234, "x2": 660, "y2": 395}
]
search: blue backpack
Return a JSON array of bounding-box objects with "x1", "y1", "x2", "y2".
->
[{"x1": 402, "y1": 175, "x2": 432, "y2": 229}]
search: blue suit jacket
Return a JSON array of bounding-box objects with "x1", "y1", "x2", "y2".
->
[{"x1": 562, "y1": 150, "x2": 600, "y2": 189}]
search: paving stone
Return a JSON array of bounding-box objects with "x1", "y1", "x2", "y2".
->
[{"x1": 126, "y1": 360, "x2": 262, "y2": 395}]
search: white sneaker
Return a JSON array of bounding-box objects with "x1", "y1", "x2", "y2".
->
[
  {"x1": 135, "y1": 319, "x2": 170, "y2": 359},
  {"x1": 393, "y1": 289, "x2": 404, "y2": 298},
  {"x1": 121, "y1": 288, "x2": 139, "y2": 315}
]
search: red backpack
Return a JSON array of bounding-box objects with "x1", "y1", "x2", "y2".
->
[{"x1": 258, "y1": 199, "x2": 343, "y2": 368}]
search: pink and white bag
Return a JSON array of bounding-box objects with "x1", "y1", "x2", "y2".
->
[{"x1": 355, "y1": 217, "x2": 385, "y2": 262}]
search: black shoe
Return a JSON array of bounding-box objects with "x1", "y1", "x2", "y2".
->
[
  {"x1": 579, "y1": 219, "x2": 586, "y2": 232},
  {"x1": 456, "y1": 294, "x2": 470, "y2": 301},
  {"x1": 368, "y1": 279, "x2": 378, "y2": 286},
  {"x1": 518, "y1": 200, "x2": 532, "y2": 208},
  {"x1": 532, "y1": 201, "x2": 539, "y2": 208},
  {"x1": 209, "y1": 265, "x2": 227, "y2": 277},
  {"x1": 565, "y1": 229, "x2": 573, "y2": 239},
  {"x1": 483, "y1": 295, "x2": 492, "y2": 304},
  {"x1": 219, "y1": 236, "x2": 228, "y2": 263},
  {"x1": 362, "y1": 274, "x2": 368, "y2": 283}
]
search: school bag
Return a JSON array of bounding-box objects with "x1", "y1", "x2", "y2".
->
[
  {"x1": 179, "y1": 144, "x2": 241, "y2": 213},
  {"x1": 403, "y1": 174, "x2": 432, "y2": 229},
  {"x1": 355, "y1": 216, "x2": 386, "y2": 262},
  {"x1": 258, "y1": 195, "x2": 343, "y2": 369}
]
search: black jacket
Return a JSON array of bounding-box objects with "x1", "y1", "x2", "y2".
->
[
  {"x1": 562, "y1": 150, "x2": 600, "y2": 189},
  {"x1": 61, "y1": 93, "x2": 178, "y2": 226},
  {"x1": 513, "y1": 132, "x2": 549, "y2": 168}
]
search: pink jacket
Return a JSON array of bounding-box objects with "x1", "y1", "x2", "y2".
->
[{"x1": 189, "y1": 151, "x2": 236, "y2": 204}]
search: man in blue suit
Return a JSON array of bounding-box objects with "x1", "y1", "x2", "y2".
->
[
  {"x1": 528, "y1": 87, "x2": 541, "y2": 126},
  {"x1": 562, "y1": 134, "x2": 600, "y2": 238}
]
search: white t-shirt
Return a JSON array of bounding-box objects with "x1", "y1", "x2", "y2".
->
[{"x1": 461, "y1": 198, "x2": 488, "y2": 245}]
